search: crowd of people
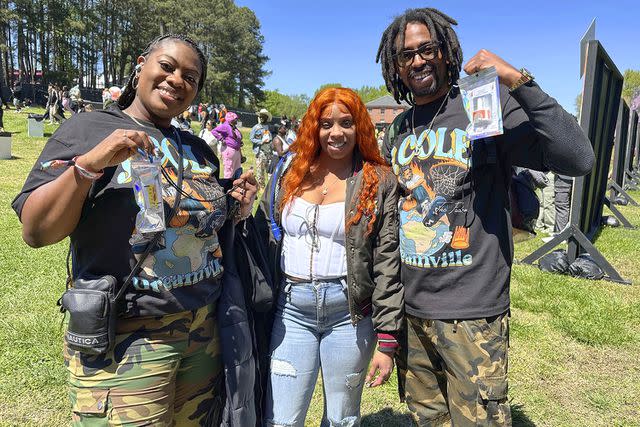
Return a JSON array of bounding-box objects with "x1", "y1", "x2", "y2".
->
[
  {"x1": 1, "y1": 80, "x2": 88, "y2": 128},
  {"x1": 11, "y1": 6, "x2": 596, "y2": 427}
]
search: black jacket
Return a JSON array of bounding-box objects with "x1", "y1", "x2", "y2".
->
[{"x1": 212, "y1": 216, "x2": 275, "y2": 427}]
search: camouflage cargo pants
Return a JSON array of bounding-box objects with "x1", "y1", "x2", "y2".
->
[
  {"x1": 255, "y1": 150, "x2": 270, "y2": 189},
  {"x1": 64, "y1": 303, "x2": 222, "y2": 426},
  {"x1": 403, "y1": 312, "x2": 511, "y2": 427}
]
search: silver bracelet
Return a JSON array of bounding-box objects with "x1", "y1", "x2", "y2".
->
[{"x1": 234, "y1": 208, "x2": 251, "y2": 222}]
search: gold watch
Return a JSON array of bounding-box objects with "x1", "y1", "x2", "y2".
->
[{"x1": 509, "y1": 68, "x2": 534, "y2": 91}]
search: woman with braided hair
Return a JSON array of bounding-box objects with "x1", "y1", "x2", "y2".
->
[
  {"x1": 13, "y1": 34, "x2": 257, "y2": 425},
  {"x1": 256, "y1": 87, "x2": 404, "y2": 426}
]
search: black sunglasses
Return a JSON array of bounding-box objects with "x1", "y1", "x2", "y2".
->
[{"x1": 394, "y1": 42, "x2": 442, "y2": 67}]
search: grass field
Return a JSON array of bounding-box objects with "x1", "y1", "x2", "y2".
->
[{"x1": 1, "y1": 107, "x2": 639, "y2": 426}]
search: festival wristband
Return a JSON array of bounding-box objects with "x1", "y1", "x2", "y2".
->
[
  {"x1": 72, "y1": 157, "x2": 104, "y2": 180},
  {"x1": 40, "y1": 157, "x2": 104, "y2": 181}
]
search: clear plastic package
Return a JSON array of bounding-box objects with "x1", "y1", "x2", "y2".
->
[
  {"x1": 131, "y1": 155, "x2": 165, "y2": 235},
  {"x1": 458, "y1": 66, "x2": 503, "y2": 140}
]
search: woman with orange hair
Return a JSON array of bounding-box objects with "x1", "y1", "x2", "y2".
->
[{"x1": 256, "y1": 87, "x2": 403, "y2": 426}]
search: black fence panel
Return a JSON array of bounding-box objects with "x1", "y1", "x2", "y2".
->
[
  {"x1": 231, "y1": 109, "x2": 282, "y2": 129},
  {"x1": 77, "y1": 87, "x2": 104, "y2": 103},
  {"x1": 0, "y1": 84, "x2": 10, "y2": 104},
  {"x1": 608, "y1": 102, "x2": 639, "y2": 207},
  {"x1": 11, "y1": 83, "x2": 104, "y2": 106},
  {"x1": 610, "y1": 100, "x2": 629, "y2": 192},
  {"x1": 522, "y1": 40, "x2": 629, "y2": 284},
  {"x1": 626, "y1": 110, "x2": 639, "y2": 176},
  {"x1": 633, "y1": 116, "x2": 640, "y2": 171},
  {"x1": 16, "y1": 84, "x2": 48, "y2": 105},
  {"x1": 570, "y1": 40, "x2": 623, "y2": 246}
]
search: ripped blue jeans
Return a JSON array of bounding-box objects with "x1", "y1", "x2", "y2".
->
[{"x1": 265, "y1": 278, "x2": 375, "y2": 427}]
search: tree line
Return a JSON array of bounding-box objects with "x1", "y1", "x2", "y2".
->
[
  {"x1": 0, "y1": 0, "x2": 400, "y2": 116},
  {"x1": 263, "y1": 84, "x2": 393, "y2": 118},
  {"x1": 0, "y1": 0, "x2": 269, "y2": 108}
]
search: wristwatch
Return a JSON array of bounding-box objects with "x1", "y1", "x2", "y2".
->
[{"x1": 509, "y1": 68, "x2": 534, "y2": 91}]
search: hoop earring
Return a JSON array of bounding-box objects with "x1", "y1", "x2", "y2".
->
[{"x1": 132, "y1": 74, "x2": 140, "y2": 90}]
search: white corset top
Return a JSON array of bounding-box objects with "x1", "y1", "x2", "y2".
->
[{"x1": 281, "y1": 197, "x2": 347, "y2": 280}]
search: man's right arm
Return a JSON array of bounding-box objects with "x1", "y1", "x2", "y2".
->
[{"x1": 502, "y1": 82, "x2": 594, "y2": 177}]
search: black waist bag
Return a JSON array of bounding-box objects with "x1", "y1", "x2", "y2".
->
[
  {"x1": 58, "y1": 229, "x2": 165, "y2": 355},
  {"x1": 60, "y1": 276, "x2": 117, "y2": 355}
]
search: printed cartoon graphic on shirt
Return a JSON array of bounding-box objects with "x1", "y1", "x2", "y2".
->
[
  {"x1": 114, "y1": 134, "x2": 226, "y2": 292},
  {"x1": 391, "y1": 126, "x2": 473, "y2": 269}
]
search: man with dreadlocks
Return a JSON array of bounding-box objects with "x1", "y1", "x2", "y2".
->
[{"x1": 377, "y1": 7, "x2": 594, "y2": 426}]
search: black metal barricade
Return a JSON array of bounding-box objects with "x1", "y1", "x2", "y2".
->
[
  {"x1": 607, "y1": 101, "x2": 637, "y2": 206},
  {"x1": 522, "y1": 40, "x2": 630, "y2": 284},
  {"x1": 625, "y1": 111, "x2": 640, "y2": 189}
]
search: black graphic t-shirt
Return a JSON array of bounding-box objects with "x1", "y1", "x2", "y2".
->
[
  {"x1": 384, "y1": 82, "x2": 592, "y2": 319},
  {"x1": 13, "y1": 107, "x2": 228, "y2": 317}
]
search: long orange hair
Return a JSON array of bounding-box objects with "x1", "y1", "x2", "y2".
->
[{"x1": 279, "y1": 87, "x2": 389, "y2": 235}]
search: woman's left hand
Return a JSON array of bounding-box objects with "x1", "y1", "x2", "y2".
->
[
  {"x1": 230, "y1": 169, "x2": 258, "y2": 220},
  {"x1": 365, "y1": 350, "x2": 395, "y2": 388}
]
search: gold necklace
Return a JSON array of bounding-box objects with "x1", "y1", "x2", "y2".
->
[
  {"x1": 123, "y1": 110, "x2": 158, "y2": 130},
  {"x1": 321, "y1": 174, "x2": 341, "y2": 196},
  {"x1": 319, "y1": 165, "x2": 352, "y2": 196}
]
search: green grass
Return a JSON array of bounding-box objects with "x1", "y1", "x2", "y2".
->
[{"x1": 1, "y1": 107, "x2": 640, "y2": 426}]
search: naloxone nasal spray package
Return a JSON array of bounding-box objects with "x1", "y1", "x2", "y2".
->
[
  {"x1": 458, "y1": 66, "x2": 503, "y2": 140},
  {"x1": 131, "y1": 154, "x2": 165, "y2": 234}
]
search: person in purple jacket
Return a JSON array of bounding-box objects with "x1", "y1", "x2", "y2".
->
[{"x1": 212, "y1": 110, "x2": 243, "y2": 178}]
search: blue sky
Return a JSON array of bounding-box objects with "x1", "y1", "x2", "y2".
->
[{"x1": 235, "y1": 0, "x2": 639, "y2": 113}]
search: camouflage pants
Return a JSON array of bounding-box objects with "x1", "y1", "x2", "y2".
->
[
  {"x1": 64, "y1": 303, "x2": 222, "y2": 426},
  {"x1": 403, "y1": 313, "x2": 511, "y2": 427},
  {"x1": 255, "y1": 150, "x2": 270, "y2": 189}
]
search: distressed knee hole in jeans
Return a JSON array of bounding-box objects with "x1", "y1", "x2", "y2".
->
[
  {"x1": 271, "y1": 359, "x2": 297, "y2": 377},
  {"x1": 345, "y1": 369, "x2": 364, "y2": 390}
]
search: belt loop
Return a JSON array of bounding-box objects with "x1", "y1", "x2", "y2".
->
[
  {"x1": 340, "y1": 277, "x2": 347, "y2": 291},
  {"x1": 453, "y1": 319, "x2": 458, "y2": 333}
]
